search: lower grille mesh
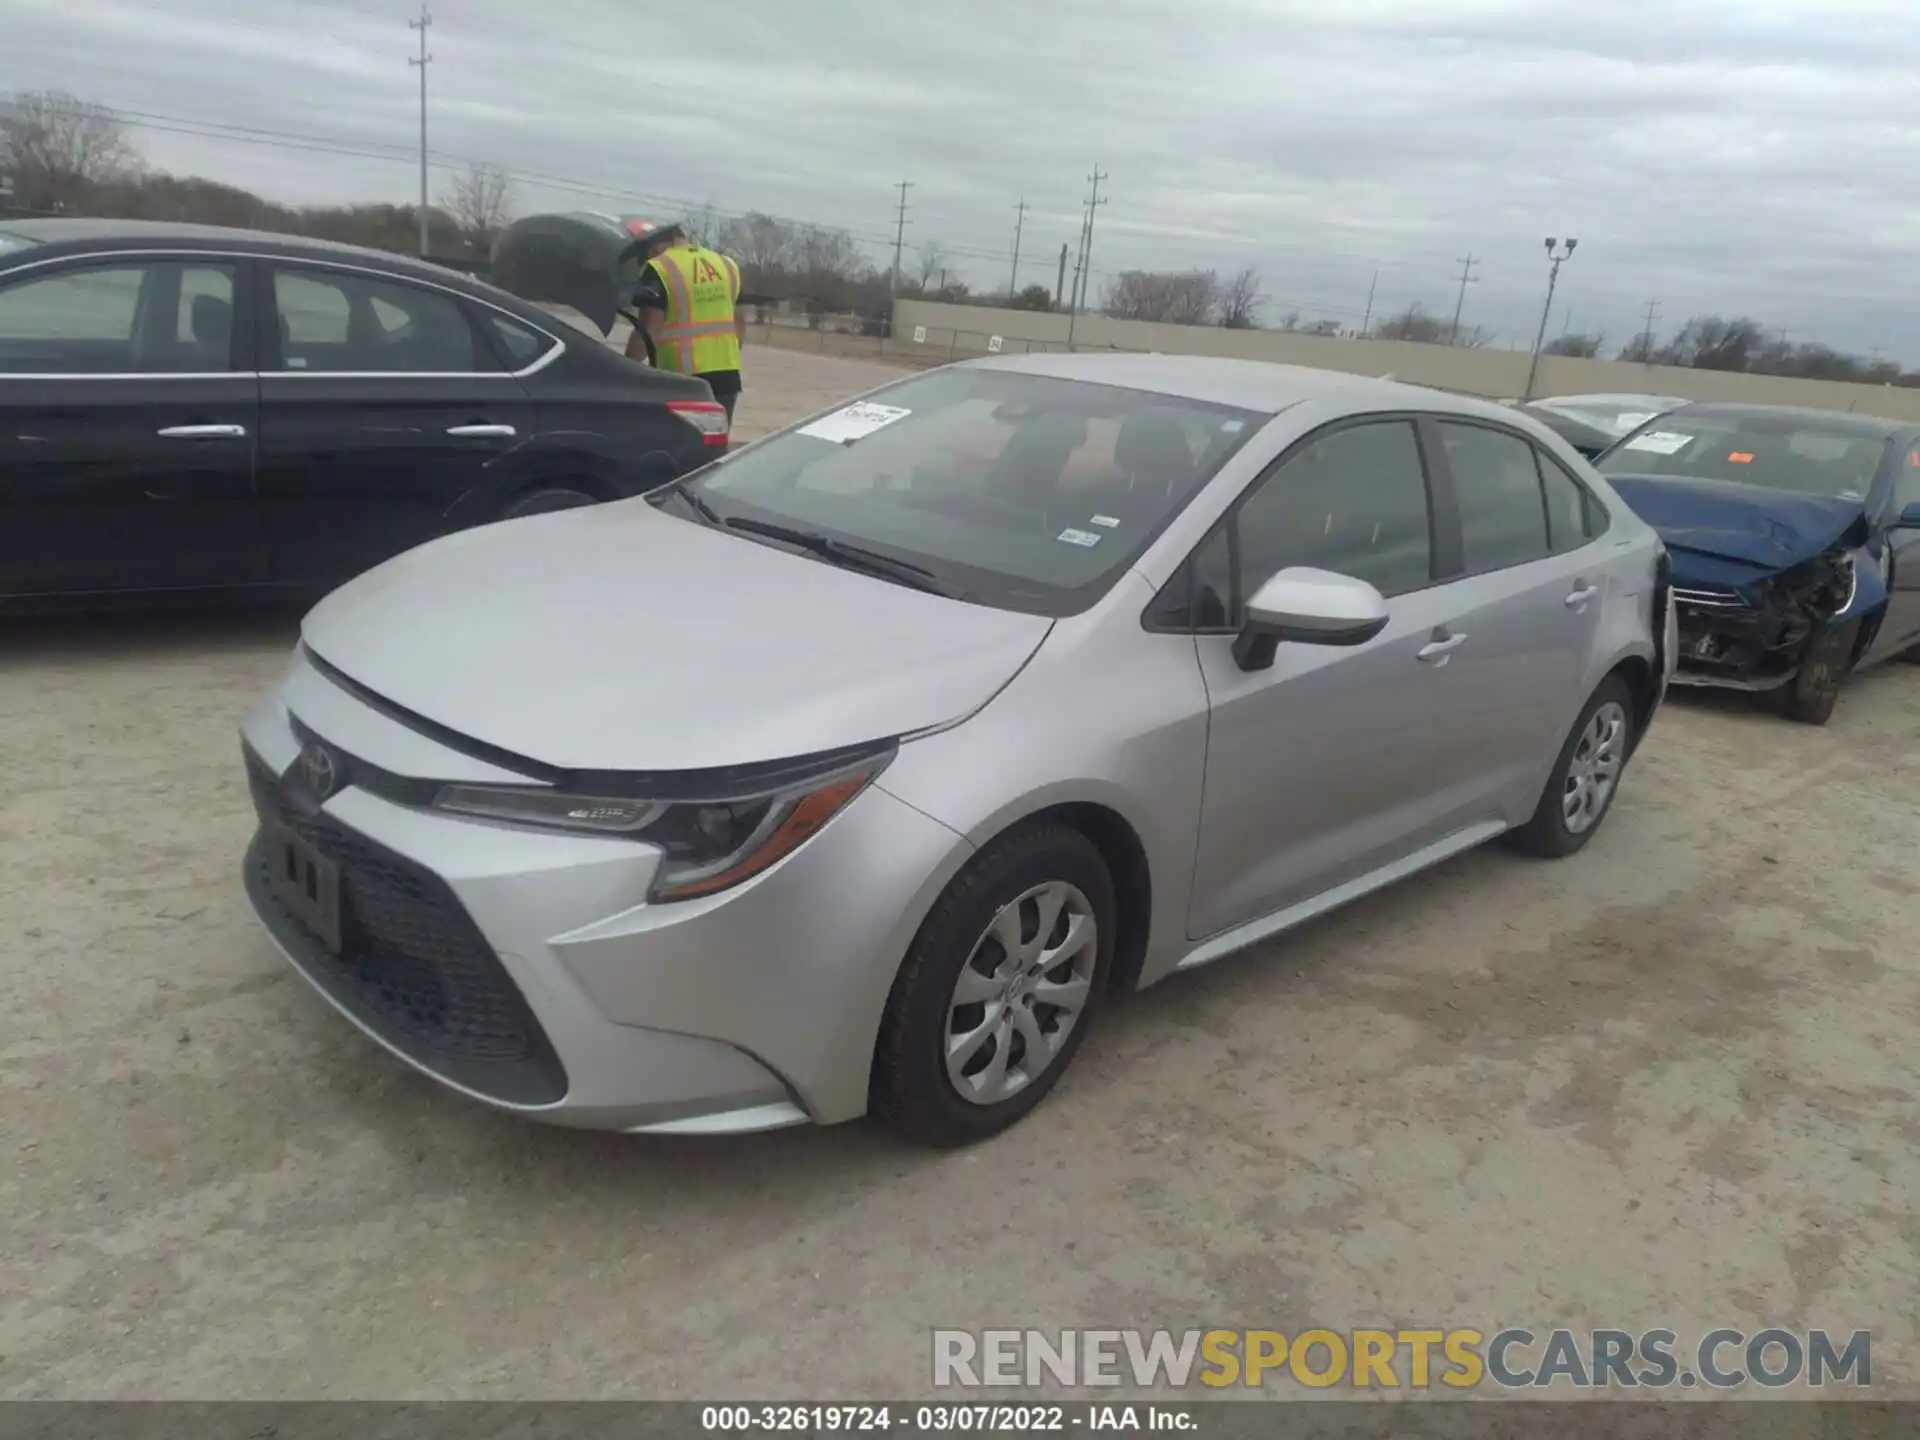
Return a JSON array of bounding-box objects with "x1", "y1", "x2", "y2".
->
[{"x1": 244, "y1": 749, "x2": 567, "y2": 1105}]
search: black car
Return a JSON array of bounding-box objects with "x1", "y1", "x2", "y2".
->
[{"x1": 0, "y1": 219, "x2": 728, "y2": 609}]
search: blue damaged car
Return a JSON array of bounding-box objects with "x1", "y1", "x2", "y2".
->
[{"x1": 1594, "y1": 403, "x2": 1920, "y2": 724}]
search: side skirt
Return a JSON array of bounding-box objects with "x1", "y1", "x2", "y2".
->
[{"x1": 1173, "y1": 820, "x2": 1509, "y2": 975}]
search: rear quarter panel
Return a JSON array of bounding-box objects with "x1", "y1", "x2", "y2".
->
[{"x1": 521, "y1": 342, "x2": 715, "y2": 499}]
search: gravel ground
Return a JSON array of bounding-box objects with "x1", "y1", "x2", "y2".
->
[{"x1": 3, "y1": 343, "x2": 1918, "y2": 1400}]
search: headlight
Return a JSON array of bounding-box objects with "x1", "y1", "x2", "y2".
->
[{"x1": 433, "y1": 748, "x2": 891, "y2": 903}]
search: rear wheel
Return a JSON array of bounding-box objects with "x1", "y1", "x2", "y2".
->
[
  {"x1": 1506, "y1": 676, "x2": 1635, "y2": 859},
  {"x1": 871, "y1": 823, "x2": 1115, "y2": 1147},
  {"x1": 1775, "y1": 618, "x2": 1860, "y2": 725},
  {"x1": 498, "y1": 486, "x2": 597, "y2": 520}
]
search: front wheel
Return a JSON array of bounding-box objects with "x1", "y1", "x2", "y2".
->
[
  {"x1": 871, "y1": 823, "x2": 1115, "y2": 1147},
  {"x1": 1775, "y1": 618, "x2": 1860, "y2": 725},
  {"x1": 498, "y1": 486, "x2": 597, "y2": 520},
  {"x1": 1506, "y1": 676, "x2": 1635, "y2": 859}
]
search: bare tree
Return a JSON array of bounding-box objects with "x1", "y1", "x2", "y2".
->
[
  {"x1": 683, "y1": 199, "x2": 725, "y2": 248},
  {"x1": 1217, "y1": 267, "x2": 1264, "y2": 329},
  {"x1": 0, "y1": 90, "x2": 140, "y2": 213},
  {"x1": 442, "y1": 162, "x2": 516, "y2": 252},
  {"x1": 1102, "y1": 269, "x2": 1220, "y2": 325},
  {"x1": 1372, "y1": 302, "x2": 1488, "y2": 347},
  {"x1": 1544, "y1": 332, "x2": 1604, "y2": 359},
  {"x1": 914, "y1": 240, "x2": 946, "y2": 290}
]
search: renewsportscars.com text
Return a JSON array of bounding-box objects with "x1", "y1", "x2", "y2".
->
[{"x1": 932, "y1": 1328, "x2": 1872, "y2": 1391}]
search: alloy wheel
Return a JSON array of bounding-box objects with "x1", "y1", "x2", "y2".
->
[
  {"x1": 1562, "y1": 700, "x2": 1627, "y2": 835},
  {"x1": 943, "y1": 881, "x2": 1098, "y2": 1106}
]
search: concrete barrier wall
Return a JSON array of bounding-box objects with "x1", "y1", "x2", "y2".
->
[{"x1": 891, "y1": 300, "x2": 1920, "y2": 423}]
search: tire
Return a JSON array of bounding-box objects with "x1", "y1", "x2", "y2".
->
[
  {"x1": 1505, "y1": 675, "x2": 1636, "y2": 859},
  {"x1": 498, "y1": 486, "x2": 598, "y2": 520},
  {"x1": 1774, "y1": 618, "x2": 1860, "y2": 725},
  {"x1": 871, "y1": 822, "x2": 1116, "y2": 1147}
]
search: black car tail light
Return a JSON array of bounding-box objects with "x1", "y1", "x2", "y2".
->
[{"x1": 667, "y1": 399, "x2": 730, "y2": 447}]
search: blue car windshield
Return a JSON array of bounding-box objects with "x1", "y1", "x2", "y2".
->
[
  {"x1": 1598, "y1": 413, "x2": 1890, "y2": 501},
  {"x1": 683, "y1": 368, "x2": 1264, "y2": 616}
]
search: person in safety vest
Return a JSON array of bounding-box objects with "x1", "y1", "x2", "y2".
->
[{"x1": 623, "y1": 219, "x2": 746, "y2": 424}]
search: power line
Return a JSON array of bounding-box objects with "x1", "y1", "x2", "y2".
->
[
  {"x1": 889, "y1": 180, "x2": 913, "y2": 298},
  {"x1": 407, "y1": 5, "x2": 432, "y2": 256},
  {"x1": 1067, "y1": 165, "x2": 1108, "y2": 349},
  {"x1": 1447, "y1": 252, "x2": 1479, "y2": 345},
  {"x1": 1008, "y1": 198, "x2": 1027, "y2": 299}
]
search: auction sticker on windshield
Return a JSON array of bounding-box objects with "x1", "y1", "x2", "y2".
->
[
  {"x1": 797, "y1": 402, "x2": 913, "y2": 444},
  {"x1": 1057, "y1": 528, "x2": 1103, "y2": 548},
  {"x1": 1624, "y1": 431, "x2": 1693, "y2": 455}
]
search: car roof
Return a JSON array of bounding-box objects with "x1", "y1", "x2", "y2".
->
[
  {"x1": 1537, "y1": 392, "x2": 1686, "y2": 408},
  {"x1": 1663, "y1": 401, "x2": 1912, "y2": 438},
  {"x1": 969, "y1": 350, "x2": 1522, "y2": 422},
  {"x1": 0, "y1": 217, "x2": 527, "y2": 309}
]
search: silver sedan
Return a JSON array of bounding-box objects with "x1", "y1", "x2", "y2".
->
[{"x1": 238, "y1": 354, "x2": 1675, "y2": 1146}]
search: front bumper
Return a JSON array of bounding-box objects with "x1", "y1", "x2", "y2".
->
[{"x1": 238, "y1": 652, "x2": 970, "y2": 1132}]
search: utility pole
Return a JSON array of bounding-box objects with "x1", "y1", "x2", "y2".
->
[
  {"x1": 1447, "y1": 253, "x2": 1479, "y2": 345},
  {"x1": 1055, "y1": 243, "x2": 1068, "y2": 311},
  {"x1": 1361, "y1": 269, "x2": 1378, "y2": 337},
  {"x1": 889, "y1": 181, "x2": 913, "y2": 297},
  {"x1": 1008, "y1": 198, "x2": 1027, "y2": 299},
  {"x1": 408, "y1": 5, "x2": 432, "y2": 257},
  {"x1": 1523, "y1": 237, "x2": 1577, "y2": 400},
  {"x1": 1066, "y1": 165, "x2": 1107, "y2": 350},
  {"x1": 1638, "y1": 298, "x2": 1661, "y2": 360}
]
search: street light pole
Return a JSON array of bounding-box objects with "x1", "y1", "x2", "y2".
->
[
  {"x1": 1523, "y1": 237, "x2": 1577, "y2": 400},
  {"x1": 408, "y1": 6, "x2": 432, "y2": 258}
]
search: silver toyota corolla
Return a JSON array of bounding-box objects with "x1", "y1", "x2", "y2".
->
[{"x1": 239, "y1": 354, "x2": 1676, "y2": 1146}]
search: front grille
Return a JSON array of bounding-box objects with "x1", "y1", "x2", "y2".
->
[
  {"x1": 1673, "y1": 585, "x2": 1750, "y2": 611},
  {"x1": 244, "y1": 748, "x2": 567, "y2": 1106}
]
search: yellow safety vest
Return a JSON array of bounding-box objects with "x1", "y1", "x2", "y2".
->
[{"x1": 647, "y1": 244, "x2": 743, "y2": 376}]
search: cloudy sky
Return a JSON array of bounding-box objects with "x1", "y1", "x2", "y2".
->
[{"x1": 6, "y1": 0, "x2": 1918, "y2": 360}]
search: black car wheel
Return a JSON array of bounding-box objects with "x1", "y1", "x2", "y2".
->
[
  {"x1": 1775, "y1": 618, "x2": 1861, "y2": 725},
  {"x1": 499, "y1": 486, "x2": 598, "y2": 520},
  {"x1": 870, "y1": 822, "x2": 1115, "y2": 1148}
]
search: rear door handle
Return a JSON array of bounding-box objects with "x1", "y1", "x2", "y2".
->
[
  {"x1": 1417, "y1": 632, "x2": 1468, "y2": 664},
  {"x1": 1565, "y1": 583, "x2": 1599, "y2": 607},
  {"x1": 157, "y1": 424, "x2": 246, "y2": 439},
  {"x1": 447, "y1": 423, "x2": 517, "y2": 438}
]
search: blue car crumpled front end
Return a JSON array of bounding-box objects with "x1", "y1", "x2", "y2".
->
[{"x1": 1605, "y1": 475, "x2": 1884, "y2": 692}]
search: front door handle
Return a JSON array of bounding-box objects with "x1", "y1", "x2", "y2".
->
[
  {"x1": 157, "y1": 424, "x2": 247, "y2": 439},
  {"x1": 447, "y1": 423, "x2": 517, "y2": 438},
  {"x1": 1565, "y1": 583, "x2": 1599, "y2": 608},
  {"x1": 1417, "y1": 632, "x2": 1468, "y2": 664}
]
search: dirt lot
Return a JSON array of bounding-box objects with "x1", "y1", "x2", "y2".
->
[{"x1": 4, "y1": 343, "x2": 1919, "y2": 1400}]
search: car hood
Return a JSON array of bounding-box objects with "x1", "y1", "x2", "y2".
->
[
  {"x1": 299, "y1": 500, "x2": 1053, "y2": 773},
  {"x1": 1603, "y1": 474, "x2": 1871, "y2": 572}
]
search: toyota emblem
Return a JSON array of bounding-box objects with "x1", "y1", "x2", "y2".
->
[{"x1": 297, "y1": 741, "x2": 340, "y2": 800}]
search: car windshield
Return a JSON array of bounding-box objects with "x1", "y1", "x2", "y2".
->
[
  {"x1": 1598, "y1": 411, "x2": 1892, "y2": 499},
  {"x1": 682, "y1": 367, "x2": 1265, "y2": 615},
  {"x1": 0, "y1": 233, "x2": 39, "y2": 255}
]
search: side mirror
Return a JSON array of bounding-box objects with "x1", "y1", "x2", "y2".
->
[
  {"x1": 1895, "y1": 502, "x2": 1920, "y2": 530},
  {"x1": 1231, "y1": 567, "x2": 1390, "y2": 672}
]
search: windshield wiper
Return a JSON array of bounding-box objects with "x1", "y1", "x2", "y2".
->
[
  {"x1": 722, "y1": 517, "x2": 958, "y2": 597},
  {"x1": 654, "y1": 477, "x2": 724, "y2": 527}
]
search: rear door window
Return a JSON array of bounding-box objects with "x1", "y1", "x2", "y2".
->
[
  {"x1": 1439, "y1": 421, "x2": 1552, "y2": 574},
  {"x1": 1535, "y1": 448, "x2": 1604, "y2": 552},
  {"x1": 270, "y1": 266, "x2": 486, "y2": 373}
]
